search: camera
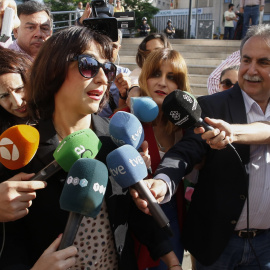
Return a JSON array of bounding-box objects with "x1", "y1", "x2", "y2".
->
[{"x1": 83, "y1": 0, "x2": 118, "y2": 42}]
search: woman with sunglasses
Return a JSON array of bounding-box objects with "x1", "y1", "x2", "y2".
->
[
  {"x1": 0, "y1": 26, "x2": 182, "y2": 270},
  {"x1": 219, "y1": 65, "x2": 239, "y2": 92}
]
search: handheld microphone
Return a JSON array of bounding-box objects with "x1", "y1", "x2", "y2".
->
[
  {"x1": 162, "y1": 90, "x2": 242, "y2": 160},
  {"x1": 58, "y1": 158, "x2": 108, "y2": 250},
  {"x1": 30, "y1": 129, "x2": 102, "y2": 181},
  {"x1": 106, "y1": 144, "x2": 173, "y2": 236},
  {"x1": 109, "y1": 111, "x2": 144, "y2": 149},
  {"x1": 162, "y1": 90, "x2": 213, "y2": 131},
  {"x1": 109, "y1": 111, "x2": 152, "y2": 174},
  {"x1": 0, "y1": 125, "x2": 39, "y2": 170},
  {"x1": 130, "y1": 97, "x2": 159, "y2": 123}
]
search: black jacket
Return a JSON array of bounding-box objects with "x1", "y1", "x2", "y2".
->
[
  {"x1": 155, "y1": 84, "x2": 250, "y2": 265},
  {"x1": 0, "y1": 114, "x2": 172, "y2": 270}
]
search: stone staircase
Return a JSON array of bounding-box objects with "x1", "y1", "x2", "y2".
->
[{"x1": 118, "y1": 38, "x2": 242, "y2": 97}]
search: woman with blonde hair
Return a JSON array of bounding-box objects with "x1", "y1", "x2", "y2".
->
[{"x1": 134, "y1": 48, "x2": 191, "y2": 270}]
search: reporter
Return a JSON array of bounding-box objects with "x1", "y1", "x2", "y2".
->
[{"x1": 0, "y1": 47, "x2": 32, "y2": 133}]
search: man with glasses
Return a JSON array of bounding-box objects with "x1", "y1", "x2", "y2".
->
[{"x1": 8, "y1": 0, "x2": 53, "y2": 62}]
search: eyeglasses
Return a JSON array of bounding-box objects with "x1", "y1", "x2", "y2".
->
[
  {"x1": 71, "y1": 55, "x2": 117, "y2": 83},
  {"x1": 220, "y1": 79, "x2": 236, "y2": 90}
]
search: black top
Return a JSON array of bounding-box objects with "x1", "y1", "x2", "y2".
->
[{"x1": 0, "y1": 114, "x2": 172, "y2": 270}]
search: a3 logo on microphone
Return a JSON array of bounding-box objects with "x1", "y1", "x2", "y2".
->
[
  {"x1": 183, "y1": 93, "x2": 198, "y2": 111},
  {"x1": 0, "y1": 137, "x2": 19, "y2": 161}
]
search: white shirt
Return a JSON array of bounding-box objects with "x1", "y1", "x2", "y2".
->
[
  {"x1": 224, "y1": 10, "x2": 236, "y2": 27},
  {"x1": 235, "y1": 90, "x2": 270, "y2": 230}
]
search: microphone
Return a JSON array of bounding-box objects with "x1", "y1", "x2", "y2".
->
[
  {"x1": 58, "y1": 158, "x2": 108, "y2": 250},
  {"x1": 109, "y1": 111, "x2": 144, "y2": 149},
  {"x1": 0, "y1": 125, "x2": 39, "y2": 170},
  {"x1": 130, "y1": 97, "x2": 159, "y2": 123},
  {"x1": 162, "y1": 90, "x2": 214, "y2": 131},
  {"x1": 162, "y1": 90, "x2": 242, "y2": 161},
  {"x1": 109, "y1": 111, "x2": 152, "y2": 174},
  {"x1": 30, "y1": 129, "x2": 102, "y2": 181},
  {"x1": 106, "y1": 144, "x2": 173, "y2": 236}
]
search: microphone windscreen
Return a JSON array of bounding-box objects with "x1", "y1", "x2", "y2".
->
[
  {"x1": 130, "y1": 97, "x2": 159, "y2": 123},
  {"x1": 162, "y1": 90, "x2": 202, "y2": 129},
  {"x1": 106, "y1": 144, "x2": 147, "y2": 188},
  {"x1": 53, "y1": 129, "x2": 102, "y2": 172},
  {"x1": 109, "y1": 111, "x2": 144, "y2": 149},
  {"x1": 60, "y1": 158, "x2": 108, "y2": 218},
  {"x1": 0, "y1": 125, "x2": 39, "y2": 170}
]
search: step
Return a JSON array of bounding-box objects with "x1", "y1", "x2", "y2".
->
[
  {"x1": 119, "y1": 50, "x2": 235, "y2": 60},
  {"x1": 122, "y1": 38, "x2": 241, "y2": 47},
  {"x1": 119, "y1": 56, "x2": 224, "y2": 66},
  {"x1": 188, "y1": 65, "x2": 216, "y2": 76},
  {"x1": 120, "y1": 44, "x2": 239, "y2": 54},
  {"x1": 190, "y1": 84, "x2": 209, "y2": 97},
  {"x1": 189, "y1": 74, "x2": 208, "y2": 85}
]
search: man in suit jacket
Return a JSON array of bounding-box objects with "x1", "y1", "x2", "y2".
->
[{"x1": 131, "y1": 23, "x2": 270, "y2": 269}]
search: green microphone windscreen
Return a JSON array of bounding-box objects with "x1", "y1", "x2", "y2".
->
[
  {"x1": 60, "y1": 158, "x2": 108, "y2": 218},
  {"x1": 53, "y1": 129, "x2": 102, "y2": 172}
]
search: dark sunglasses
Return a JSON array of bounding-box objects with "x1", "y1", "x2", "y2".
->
[
  {"x1": 220, "y1": 79, "x2": 236, "y2": 90},
  {"x1": 71, "y1": 55, "x2": 117, "y2": 83}
]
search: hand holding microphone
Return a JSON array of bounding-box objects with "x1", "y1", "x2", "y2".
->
[
  {"x1": 194, "y1": 117, "x2": 234, "y2": 150},
  {"x1": 0, "y1": 172, "x2": 47, "y2": 222},
  {"x1": 106, "y1": 144, "x2": 173, "y2": 236},
  {"x1": 58, "y1": 158, "x2": 108, "y2": 250}
]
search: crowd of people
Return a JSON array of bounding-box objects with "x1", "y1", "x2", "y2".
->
[{"x1": 0, "y1": 0, "x2": 270, "y2": 270}]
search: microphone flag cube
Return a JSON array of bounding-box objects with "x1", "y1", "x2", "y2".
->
[
  {"x1": 60, "y1": 158, "x2": 108, "y2": 218},
  {"x1": 0, "y1": 125, "x2": 39, "y2": 170},
  {"x1": 53, "y1": 129, "x2": 102, "y2": 172}
]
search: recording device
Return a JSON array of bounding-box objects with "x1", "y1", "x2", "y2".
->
[
  {"x1": 83, "y1": 0, "x2": 118, "y2": 41},
  {"x1": 0, "y1": 125, "x2": 39, "y2": 170},
  {"x1": 109, "y1": 111, "x2": 144, "y2": 149},
  {"x1": 0, "y1": 7, "x2": 14, "y2": 43},
  {"x1": 30, "y1": 129, "x2": 102, "y2": 181},
  {"x1": 162, "y1": 90, "x2": 242, "y2": 159},
  {"x1": 162, "y1": 90, "x2": 213, "y2": 131},
  {"x1": 130, "y1": 97, "x2": 159, "y2": 123},
  {"x1": 106, "y1": 144, "x2": 173, "y2": 236},
  {"x1": 114, "y1": 11, "x2": 135, "y2": 29},
  {"x1": 58, "y1": 158, "x2": 108, "y2": 250}
]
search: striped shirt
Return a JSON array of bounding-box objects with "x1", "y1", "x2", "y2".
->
[
  {"x1": 207, "y1": 50, "x2": 240, "y2": 95},
  {"x1": 235, "y1": 90, "x2": 270, "y2": 230},
  {"x1": 240, "y1": 0, "x2": 265, "y2": 7}
]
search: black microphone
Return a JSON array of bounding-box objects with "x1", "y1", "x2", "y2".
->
[
  {"x1": 162, "y1": 90, "x2": 242, "y2": 161},
  {"x1": 58, "y1": 158, "x2": 108, "y2": 250},
  {"x1": 162, "y1": 90, "x2": 214, "y2": 131}
]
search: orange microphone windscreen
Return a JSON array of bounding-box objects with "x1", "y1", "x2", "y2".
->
[{"x1": 0, "y1": 125, "x2": 40, "y2": 170}]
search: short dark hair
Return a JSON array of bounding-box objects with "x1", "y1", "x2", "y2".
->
[
  {"x1": 27, "y1": 26, "x2": 113, "y2": 120},
  {"x1": 0, "y1": 47, "x2": 31, "y2": 133},
  {"x1": 136, "y1": 33, "x2": 172, "y2": 68},
  {"x1": 17, "y1": 1, "x2": 53, "y2": 27},
  {"x1": 229, "y1": 3, "x2": 234, "y2": 9}
]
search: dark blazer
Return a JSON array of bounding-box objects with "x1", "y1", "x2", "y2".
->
[
  {"x1": 0, "y1": 114, "x2": 172, "y2": 270},
  {"x1": 155, "y1": 84, "x2": 250, "y2": 266}
]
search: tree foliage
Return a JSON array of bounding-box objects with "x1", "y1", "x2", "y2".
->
[{"x1": 124, "y1": 0, "x2": 159, "y2": 29}]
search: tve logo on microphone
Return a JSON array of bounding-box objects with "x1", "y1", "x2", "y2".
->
[{"x1": 0, "y1": 137, "x2": 19, "y2": 161}]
